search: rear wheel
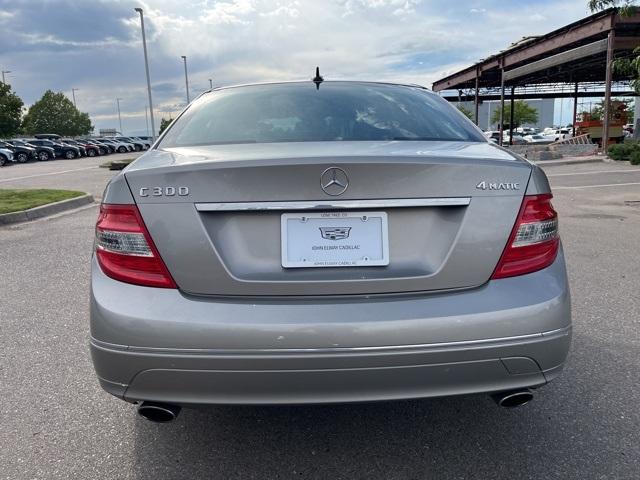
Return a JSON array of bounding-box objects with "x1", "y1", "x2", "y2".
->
[
  {"x1": 98, "y1": 147, "x2": 106, "y2": 155},
  {"x1": 16, "y1": 152, "x2": 28, "y2": 163},
  {"x1": 118, "y1": 146, "x2": 127, "y2": 153},
  {"x1": 65, "y1": 150, "x2": 76, "y2": 159},
  {"x1": 0, "y1": 155, "x2": 6, "y2": 166},
  {"x1": 87, "y1": 149, "x2": 97, "y2": 157},
  {"x1": 38, "y1": 151, "x2": 50, "y2": 161},
  {"x1": 134, "y1": 144, "x2": 142, "y2": 152}
]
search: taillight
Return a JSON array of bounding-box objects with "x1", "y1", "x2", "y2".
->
[
  {"x1": 95, "y1": 204, "x2": 177, "y2": 288},
  {"x1": 492, "y1": 194, "x2": 560, "y2": 279}
]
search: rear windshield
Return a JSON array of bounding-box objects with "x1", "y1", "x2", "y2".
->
[{"x1": 159, "y1": 82, "x2": 486, "y2": 147}]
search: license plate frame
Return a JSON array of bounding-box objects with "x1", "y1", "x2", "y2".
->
[{"x1": 281, "y1": 211, "x2": 389, "y2": 268}]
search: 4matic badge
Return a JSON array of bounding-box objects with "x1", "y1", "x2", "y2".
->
[{"x1": 476, "y1": 181, "x2": 520, "y2": 191}]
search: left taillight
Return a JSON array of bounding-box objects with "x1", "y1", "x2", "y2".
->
[{"x1": 95, "y1": 204, "x2": 177, "y2": 288}]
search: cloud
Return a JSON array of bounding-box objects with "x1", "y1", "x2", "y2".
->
[{"x1": 0, "y1": 0, "x2": 591, "y2": 135}]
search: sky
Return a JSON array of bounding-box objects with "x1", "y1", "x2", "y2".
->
[{"x1": 0, "y1": 0, "x2": 599, "y2": 135}]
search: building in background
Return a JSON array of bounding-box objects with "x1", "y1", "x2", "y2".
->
[{"x1": 459, "y1": 98, "x2": 555, "y2": 131}]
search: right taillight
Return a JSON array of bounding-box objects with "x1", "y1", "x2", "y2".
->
[
  {"x1": 492, "y1": 194, "x2": 560, "y2": 279},
  {"x1": 95, "y1": 204, "x2": 177, "y2": 288}
]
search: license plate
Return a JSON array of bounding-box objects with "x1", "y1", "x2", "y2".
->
[{"x1": 281, "y1": 211, "x2": 389, "y2": 268}]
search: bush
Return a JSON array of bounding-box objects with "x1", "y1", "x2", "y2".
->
[
  {"x1": 608, "y1": 142, "x2": 640, "y2": 161},
  {"x1": 630, "y1": 150, "x2": 640, "y2": 165}
]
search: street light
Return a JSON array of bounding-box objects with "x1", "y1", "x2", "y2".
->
[
  {"x1": 144, "y1": 105, "x2": 150, "y2": 137},
  {"x1": 209, "y1": 78, "x2": 213, "y2": 89},
  {"x1": 116, "y1": 98, "x2": 123, "y2": 134},
  {"x1": 135, "y1": 7, "x2": 157, "y2": 140},
  {"x1": 1, "y1": 70, "x2": 11, "y2": 84},
  {"x1": 71, "y1": 88, "x2": 79, "y2": 107},
  {"x1": 181, "y1": 55, "x2": 190, "y2": 104}
]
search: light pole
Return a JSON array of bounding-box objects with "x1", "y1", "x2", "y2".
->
[
  {"x1": 135, "y1": 7, "x2": 157, "y2": 140},
  {"x1": 116, "y1": 98, "x2": 123, "y2": 134},
  {"x1": 181, "y1": 55, "x2": 190, "y2": 104},
  {"x1": 144, "y1": 105, "x2": 150, "y2": 137},
  {"x1": 1, "y1": 70, "x2": 11, "y2": 84},
  {"x1": 209, "y1": 78, "x2": 213, "y2": 89},
  {"x1": 71, "y1": 88, "x2": 79, "y2": 107}
]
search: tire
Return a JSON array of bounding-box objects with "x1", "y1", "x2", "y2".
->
[
  {"x1": 65, "y1": 150, "x2": 76, "y2": 159},
  {"x1": 134, "y1": 144, "x2": 142, "y2": 152},
  {"x1": 38, "y1": 151, "x2": 50, "y2": 161},
  {"x1": 118, "y1": 146, "x2": 127, "y2": 153},
  {"x1": 0, "y1": 155, "x2": 6, "y2": 167},
  {"x1": 16, "y1": 152, "x2": 28, "y2": 163},
  {"x1": 98, "y1": 147, "x2": 106, "y2": 155},
  {"x1": 87, "y1": 149, "x2": 97, "y2": 157}
]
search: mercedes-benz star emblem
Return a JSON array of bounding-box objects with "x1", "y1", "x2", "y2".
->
[{"x1": 320, "y1": 167, "x2": 349, "y2": 196}]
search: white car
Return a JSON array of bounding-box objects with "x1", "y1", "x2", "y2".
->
[
  {"x1": 524, "y1": 134, "x2": 552, "y2": 144},
  {"x1": 542, "y1": 128, "x2": 572, "y2": 142},
  {"x1": 0, "y1": 147, "x2": 14, "y2": 166}
]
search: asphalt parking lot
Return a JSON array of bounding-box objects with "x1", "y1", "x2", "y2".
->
[{"x1": 1, "y1": 157, "x2": 639, "y2": 479}]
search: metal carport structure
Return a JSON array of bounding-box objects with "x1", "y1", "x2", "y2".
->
[{"x1": 432, "y1": 7, "x2": 640, "y2": 152}]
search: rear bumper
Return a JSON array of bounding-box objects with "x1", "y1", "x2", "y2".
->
[{"x1": 90, "y1": 251, "x2": 572, "y2": 405}]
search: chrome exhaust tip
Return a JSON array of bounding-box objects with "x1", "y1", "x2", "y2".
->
[
  {"x1": 137, "y1": 402, "x2": 181, "y2": 423},
  {"x1": 491, "y1": 389, "x2": 534, "y2": 408}
]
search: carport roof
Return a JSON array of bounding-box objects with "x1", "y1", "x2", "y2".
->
[{"x1": 432, "y1": 8, "x2": 640, "y2": 92}]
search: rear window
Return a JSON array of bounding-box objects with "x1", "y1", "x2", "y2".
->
[{"x1": 160, "y1": 82, "x2": 486, "y2": 147}]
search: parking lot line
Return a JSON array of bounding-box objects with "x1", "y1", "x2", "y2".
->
[
  {"x1": 547, "y1": 169, "x2": 640, "y2": 177},
  {"x1": 554, "y1": 182, "x2": 640, "y2": 190},
  {"x1": 0, "y1": 166, "x2": 98, "y2": 183}
]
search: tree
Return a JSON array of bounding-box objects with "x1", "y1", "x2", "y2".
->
[
  {"x1": 456, "y1": 105, "x2": 474, "y2": 120},
  {"x1": 0, "y1": 82, "x2": 24, "y2": 137},
  {"x1": 491, "y1": 100, "x2": 539, "y2": 128},
  {"x1": 159, "y1": 117, "x2": 172, "y2": 134},
  {"x1": 589, "y1": 0, "x2": 637, "y2": 15},
  {"x1": 588, "y1": 97, "x2": 634, "y2": 121},
  {"x1": 21, "y1": 90, "x2": 92, "y2": 136}
]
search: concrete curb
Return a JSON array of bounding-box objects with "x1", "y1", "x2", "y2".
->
[
  {"x1": 0, "y1": 194, "x2": 94, "y2": 225},
  {"x1": 534, "y1": 156, "x2": 604, "y2": 167}
]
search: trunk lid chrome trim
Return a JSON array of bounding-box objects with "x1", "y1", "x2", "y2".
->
[{"x1": 195, "y1": 197, "x2": 471, "y2": 211}]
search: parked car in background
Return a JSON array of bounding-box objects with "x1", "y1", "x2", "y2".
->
[
  {"x1": 84, "y1": 138, "x2": 115, "y2": 154},
  {"x1": 0, "y1": 140, "x2": 38, "y2": 163},
  {"x1": 7, "y1": 139, "x2": 56, "y2": 161},
  {"x1": 65, "y1": 139, "x2": 99, "y2": 157},
  {"x1": 28, "y1": 139, "x2": 80, "y2": 159},
  {"x1": 503, "y1": 133, "x2": 527, "y2": 145},
  {"x1": 542, "y1": 128, "x2": 572, "y2": 142},
  {"x1": 115, "y1": 137, "x2": 146, "y2": 152},
  {"x1": 130, "y1": 137, "x2": 152, "y2": 149},
  {"x1": 0, "y1": 147, "x2": 14, "y2": 166},
  {"x1": 33, "y1": 133, "x2": 62, "y2": 140},
  {"x1": 98, "y1": 138, "x2": 134, "y2": 153},
  {"x1": 58, "y1": 139, "x2": 86, "y2": 157},
  {"x1": 524, "y1": 134, "x2": 553, "y2": 144}
]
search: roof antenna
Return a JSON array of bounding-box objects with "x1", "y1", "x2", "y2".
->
[{"x1": 312, "y1": 66, "x2": 324, "y2": 90}]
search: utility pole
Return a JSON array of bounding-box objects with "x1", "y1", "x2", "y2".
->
[
  {"x1": 116, "y1": 98, "x2": 123, "y2": 134},
  {"x1": 71, "y1": 88, "x2": 79, "y2": 107},
  {"x1": 135, "y1": 7, "x2": 157, "y2": 140},
  {"x1": 181, "y1": 55, "x2": 190, "y2": 104},
  {"x1": 209, "y1": 78, "x2": 213, "y2": 89}
]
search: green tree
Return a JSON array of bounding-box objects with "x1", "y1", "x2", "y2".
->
[
  {"x1": 159, "y1": 117, "x2": 172, "y2": 134},
  {"x1": 21, "y1": 90, "x2": 92, "y2": 136},
  {"x1": 588, "y1": 97, "x2": 634, "y2": 120},
  {"x1": 589, "y1": 0, "x2": 637, "y2": 15},
  {"x1": 491, "y1": 100, "x2": 539, "y2": 128},
  {"x1": 0, "y1": 82, "x2": 24, "y2": 137},
  {"x1": 456, "y1": 105, "x2": 474, "y2": 120}
]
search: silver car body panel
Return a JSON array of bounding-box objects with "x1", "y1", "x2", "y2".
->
[{"x1": 91, "y1": 82, "x2": 571, "y2": 405}]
